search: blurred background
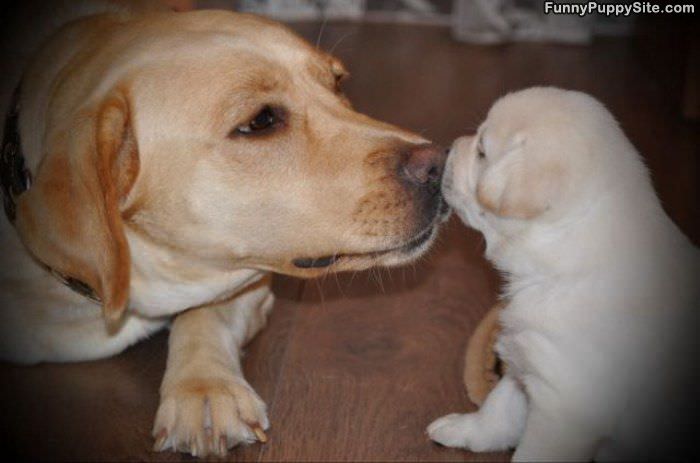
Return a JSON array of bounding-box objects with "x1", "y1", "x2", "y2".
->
[{"x1": 1, "y1": 1, "x2": 697, "y2": 460}]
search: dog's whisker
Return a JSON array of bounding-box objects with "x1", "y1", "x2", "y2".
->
[
  {"x1": 314, "y1": 277, "x2": 325, "y2": 309},
  {"x1": 315, "y1": 13, "x2": 328, "y2": 49},
  {"x1": 384, "y1": 266, "x2": 394, "y2": 287},
  {"x1": 327, "y1": 30, "x2": 356, "y2": 55},
  {"x1": 347, "y1": 269, "x2": 358, "y2": 289},
  {"x1": 375, "y1": 267, "x2": 386, "y2": 294},
  {"x1": 332, "y1": 268, "x2": 346, "y2": 298}
]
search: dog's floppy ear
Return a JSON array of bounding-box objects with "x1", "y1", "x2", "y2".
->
[
  {"x1": 476, "y1": 140, "x2": 561, "y2": 220},
  {"x1": 15, "y1": 87, "x2": 138, "y2": 322}
]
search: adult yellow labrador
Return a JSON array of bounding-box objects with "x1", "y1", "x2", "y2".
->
[{"x1": 0, "y1": 1, "x2": 447, "y2": 457}]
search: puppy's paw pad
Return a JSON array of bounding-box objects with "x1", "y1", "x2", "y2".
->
[
  {"x1": 153, "y1": 377, "x2": 269, "y2": 457},
  {"x1": 427, "y1": 412, "x2": 481, "y2": 449}
]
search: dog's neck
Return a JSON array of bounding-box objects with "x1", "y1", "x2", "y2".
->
[
  {"x1": 1, "y1": 86, "x2": 103, "y2": 304},
  {"x1": 124, "y1": 225, "x2": 266, "y2": 317},
  {"x1": 1, "y1": 85, "x2": 267, "y2": 319},
  {"x1": 0, "y1": 189, "x2": 265, "y2": 321},
  {"x1": 1, "y1": 86, "x2": 32, "y2": 223}
]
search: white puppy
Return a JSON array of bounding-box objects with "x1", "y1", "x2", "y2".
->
[{"x1": 428, "y1": 87, "x2": 699, "y2": 461}]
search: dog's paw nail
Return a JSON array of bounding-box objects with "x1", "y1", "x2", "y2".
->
[
  {"x1": 217, "y1": 435, "x2": 228, "y2": 456},
  {"x1": 154, "y1": 376, "x2": 269, "y2": 455},
  {"x1": 190, "y1": 437, "x2": 204, "y2": 457},
  {"x1": 153, "y1": 429, "x2": 168, "y2": 451},
  {"x1": 252, "y1": 424, "x2": 268, "y2": 443}
]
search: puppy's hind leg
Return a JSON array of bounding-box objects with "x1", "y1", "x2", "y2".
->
[
  {"x1": 428, "y1": 375, "x2": 527, "y2": 452},
  {"x1": 511, "y1": 406, "x2": 598, "y2": 462}
]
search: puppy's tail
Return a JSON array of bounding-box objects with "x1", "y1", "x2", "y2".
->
[{"x1": 463, "y1": 301, "x2": 505, "y2": 406}]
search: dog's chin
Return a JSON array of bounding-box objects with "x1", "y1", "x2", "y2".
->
[
  {"x1": 339, "y1": 223, "x2": 440, "y2": 270},
  {"x1": 282, "y1": 221, "x2": 441, "y2": 278}
]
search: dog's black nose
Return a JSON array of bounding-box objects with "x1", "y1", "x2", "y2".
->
[{"x1": 400, "y1": 143, "x2": 447, "y2": 191}]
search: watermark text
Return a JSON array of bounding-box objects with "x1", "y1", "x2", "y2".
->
[{"x1": 544, "y1": 1, "x2": 695, "y2": 17}]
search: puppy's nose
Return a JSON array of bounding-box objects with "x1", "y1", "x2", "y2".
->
[{"x1": 400, "y1": 143, "x2": 447, "y2": 190}]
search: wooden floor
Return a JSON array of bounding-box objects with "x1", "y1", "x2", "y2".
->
[{"x1": 1, "y1": 22, "x2": 698, "y2": 461}]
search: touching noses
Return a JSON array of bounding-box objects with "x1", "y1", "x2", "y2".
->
[{"x1": 400, "y1": 143, "x2": 447, "y2": 194}]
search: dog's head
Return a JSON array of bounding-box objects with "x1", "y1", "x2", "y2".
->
[
  {"x1": 442, "y1": 87, "x2": 637, "y2": 261},
  {"x1": 14, "y1": 11, "x2": 448, "y2": 320}
]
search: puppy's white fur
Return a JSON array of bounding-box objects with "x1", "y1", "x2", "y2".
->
[{"x1": 429, "y1": 87, "x2": 699, "y2": 461}]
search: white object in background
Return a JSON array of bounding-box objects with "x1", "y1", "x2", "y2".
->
[
  {"x1": 452, "y1": 0, "x2": 594, "y2": 45},
  {"x1": 400, "y1": 0, "x2": 436, "y2": 14},
  {"x1": 238, "y1": 0, "x2": 366, "y2": 21}
]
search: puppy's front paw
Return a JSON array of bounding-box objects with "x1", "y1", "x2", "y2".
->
[
  {"x1": 153, "y1": 376, "x2": 269, "y2": 457},
  {"x1": 428, "y1": 412, "x2": 491, "y2": 452}
]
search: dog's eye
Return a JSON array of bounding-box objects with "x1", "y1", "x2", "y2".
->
[
  {"x1": 477, "y1": 144, "x2": 486, "y2": 159},
  {"x1": 334, "y1": 74, "x2": 344, "y2": 93},
  {"x1": 234, "y1": 106, "x2": 282, "y2": 135},
  {"x1": 330, "y1": 60, "x2": 348, "y2": 93}
]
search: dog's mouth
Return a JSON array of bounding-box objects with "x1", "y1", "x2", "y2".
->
[{"x1": 292, "y1": 222, "x2": 438, "y2": 270}]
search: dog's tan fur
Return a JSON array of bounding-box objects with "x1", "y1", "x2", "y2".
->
[
  {"x1": 463, "y1": 302, "x2": 504, "y2": 407},
  {"x1": 0, "y1": 3, "x2": 444, "y2": 456}
]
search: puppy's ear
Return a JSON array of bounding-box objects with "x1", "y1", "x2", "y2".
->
[
  {"x1": 476, "y1": 142, "x2": 561, "y2": 220},
  {"x1": 15, "y1": 87, "x2": 139, "y2": 322}
]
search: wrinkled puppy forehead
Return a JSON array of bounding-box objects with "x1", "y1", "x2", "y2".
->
[
  {"x1": 486, "y1": 87, "x2": 616, "y2": 134},
  {"x1": 485, "y1": 88, "x2": 571, "y2": 135},
  {"x1": 480, "y1": 87, "x2": 609, "y2": 155}
]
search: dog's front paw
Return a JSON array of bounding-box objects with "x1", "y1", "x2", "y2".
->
[
  {"x1": 153, "y1": 376, "x2": 269, "y2": 457},
  {"x1": 428, "y1": 412, "x2": 492, "y2": 452}
]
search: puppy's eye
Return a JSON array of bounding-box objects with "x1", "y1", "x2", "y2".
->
[
  {"x1": 477, "y1": 144, "x2": 486, "y2": 159},
  {"x1": 234, "y1": 106, "x2": 282, "y2": 135}
]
